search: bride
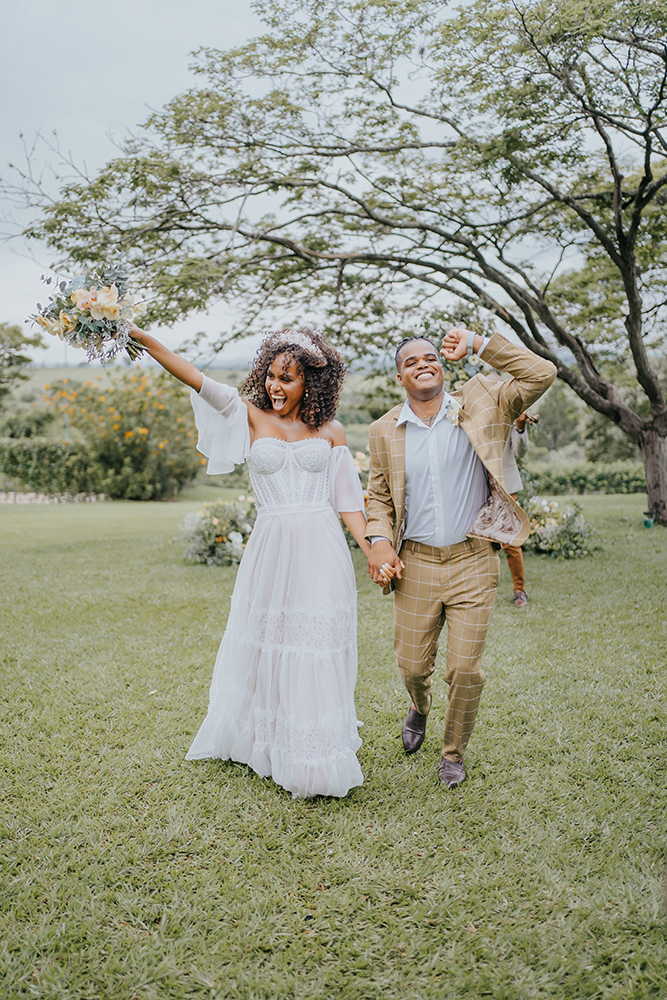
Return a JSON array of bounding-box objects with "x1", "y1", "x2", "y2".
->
[{"x1": 130, "y1": 324, "x2": 392, "y2": 798}]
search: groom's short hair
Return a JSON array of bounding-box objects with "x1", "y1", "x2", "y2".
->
[{"x1": 395, "y1": 335, "x2": 439, "y2": 369}]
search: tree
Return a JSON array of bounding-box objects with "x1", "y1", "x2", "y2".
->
[
  {"x1": 532, "y1": 384, "x2": 582, "y2": 454},
  {"x1": 0, "y1": 323, "x2": 43, "y2": 410},
  {"x1": 10, "y1": 0, "x2": 667, "y2": 520}
]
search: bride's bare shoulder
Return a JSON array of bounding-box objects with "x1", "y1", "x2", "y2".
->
[{"x1": 322, "y1": 419, "x2": 346, "y2": 447}]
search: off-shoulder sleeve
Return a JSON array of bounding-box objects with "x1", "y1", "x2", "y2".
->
[
  {"x1": 189, "y1": 374, "x2": 251, "y2": 475},
  {"x1": 329, "y1": 446, "x2": 365, "y2": 513}
]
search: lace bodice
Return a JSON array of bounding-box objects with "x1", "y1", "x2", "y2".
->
[
  {"x1": 190, "y1": 377, "x2": 365, "y2": 515},
  {"x1": 249, "y1": 438, "x2": 332, "y2": 514}
]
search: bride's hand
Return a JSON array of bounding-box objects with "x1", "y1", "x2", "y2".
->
[{"x1": 129, "y1": 323, "x2": 149, "y2": 344}]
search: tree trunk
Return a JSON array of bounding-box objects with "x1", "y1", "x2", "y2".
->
[{"x1": 641, "y1": 428, "x2": 667, "y2": 527}]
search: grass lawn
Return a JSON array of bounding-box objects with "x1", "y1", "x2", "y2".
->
[{"x1": 1, "y1": 493, "x2": 666, "y2": 999}]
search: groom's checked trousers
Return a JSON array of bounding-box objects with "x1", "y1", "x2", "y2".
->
[{"x1": 393, "y1": 536, "x2": 500, "y2": 763}]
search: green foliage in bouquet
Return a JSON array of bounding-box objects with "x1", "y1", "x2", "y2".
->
[
  {"x1": 522, "y1": 496, "x2": 596, "y2": 559},
  {"x1": 179, "y1": 498, "x2": 257, "y2": 565},
  {"x1": 41, "y1": 369, "x2": 201, "y2": 499}
]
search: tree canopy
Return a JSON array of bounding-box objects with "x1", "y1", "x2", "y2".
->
[
  {"x1": 10, "y1": 0, "x2": 667, "y2": 517},
  {"x1": 0, "y1": 323, "x2": 43, "y2": 410}
]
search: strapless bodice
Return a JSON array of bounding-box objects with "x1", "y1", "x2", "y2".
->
[{"x1": 248, "y1": 437, "x2": 332, "y2": 514}]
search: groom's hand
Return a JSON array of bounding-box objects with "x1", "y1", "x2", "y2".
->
[
  {"x1": 441, "y1": 327, "x2": 482, "y2": 361},
  {"x1": 367, "y1": 539, "x2": 404, "y2": 586}
]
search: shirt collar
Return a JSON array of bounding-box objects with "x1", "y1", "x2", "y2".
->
[{"x1": 396, "y1": 391, "x2": 458, "y2": 429}]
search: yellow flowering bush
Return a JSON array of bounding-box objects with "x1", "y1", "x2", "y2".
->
[{"x1": 43, "y1": 368, "x2": 201, "y2": 499}]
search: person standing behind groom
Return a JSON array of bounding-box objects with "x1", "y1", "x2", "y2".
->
[
  {"x1": 501, "y1": 409, "x2": 532, "y2": 607},
  {"x1": 365, "y1": 328, "x2": 556, "y2": 788}
]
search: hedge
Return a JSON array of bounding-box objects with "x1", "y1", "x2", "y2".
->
[
  {"x1": 523, "y1": 461, "x2": 646, "y2": 496},
  {"x1": 0, "y1": 438, "x2": 100, "y2": 496}
]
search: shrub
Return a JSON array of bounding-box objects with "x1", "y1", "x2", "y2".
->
[
  {"x1": 352, "y1": 451, "x2": 370, "y2": 491},
  {"x1": 42, "y1": 369, "x2": 202, "y2": 499},
  {"x1": 522, "y1": 461, "x2": 645, "y2": 496},
  {"x1": 0, "y1": 438, "x2": 100, "y2": 496},
  {"x1": 522, "y1": 496, "x2": 596, "y2": 558},
  {"x1": 179, "y1": 497, "x2": 257, "y2": 565},
  {"x1": 0, "y1": 322, "x2": 44, "y2": 408}
]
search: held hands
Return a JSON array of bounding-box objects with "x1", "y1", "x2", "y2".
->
[
  {"x1": 367, "y1": 539, "x2": 405, "y2": 587},
  {"x1": 440, "y1": 327, "x2": 479, "y2": 362}
]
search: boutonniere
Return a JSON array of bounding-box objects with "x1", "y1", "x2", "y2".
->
[{"x1": 443, "y1": 395, "x2": 462, "y2": 426}]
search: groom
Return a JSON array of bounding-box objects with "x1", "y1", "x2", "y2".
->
[{"x1": 365, "y1": 327, "x2": 556, "y2": 787}]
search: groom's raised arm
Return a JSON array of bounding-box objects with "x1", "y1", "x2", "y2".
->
[{"x1": 479, "y1": 333, "x2": 557, "y2": 419}]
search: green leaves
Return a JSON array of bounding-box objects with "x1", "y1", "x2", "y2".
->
[
  {"x1": 0, "y1": 323, "x2": 44, "y2": 406},
  {"x1": 15, "y1": 0, "x2": 667, "y2": 471}
]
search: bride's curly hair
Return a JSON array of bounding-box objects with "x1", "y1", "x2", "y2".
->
[{"x1": 241, "y1": 326, "x2": 347, "y2": 429}]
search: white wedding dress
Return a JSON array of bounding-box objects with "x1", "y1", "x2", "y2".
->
[{"x1": 185, "y1": 376, "x2": 365, "y2": 798}]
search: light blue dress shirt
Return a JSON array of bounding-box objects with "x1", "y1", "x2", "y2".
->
[{"x1": 398, "y1": 394, "x2": 489, "y2": 547}]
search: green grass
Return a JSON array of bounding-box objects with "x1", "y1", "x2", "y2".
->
[{"x1": 1, "y1": 494, "x2": 666, "y2": 999}]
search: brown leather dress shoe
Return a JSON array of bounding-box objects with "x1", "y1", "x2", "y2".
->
[
  {"x1": 402, "y1": 708, "x2": 428, "y2": 753},
  {"x1": 438, "y1": 757, "x2": 466, "y2": 788}
]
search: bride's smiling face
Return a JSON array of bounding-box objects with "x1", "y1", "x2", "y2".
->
[{"x1": 265, "y1": 353, "x2": 306, "y2": 416}]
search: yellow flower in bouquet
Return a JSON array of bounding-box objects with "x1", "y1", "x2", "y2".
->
[
  {"x1": 59, "y1": 311, "x2": 78, "y2": 332},
  {"x1": 70, "y1": 288, "x2": 99, "y2": 311},
  {"x1": 89, "y1": 285, "x2": 120, "y2": 320}
]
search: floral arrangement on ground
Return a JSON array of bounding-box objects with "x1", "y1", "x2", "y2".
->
[
  {"x1": 180, "y1": 497, "x2": 257, "y2": 565},
  {"x1": 522, "y1": 495, "x2": 596, "y2": 558}
]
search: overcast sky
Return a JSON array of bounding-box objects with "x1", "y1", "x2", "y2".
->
[{"x1": 0, "y1": 0, "x2": 264, "y2": 365}]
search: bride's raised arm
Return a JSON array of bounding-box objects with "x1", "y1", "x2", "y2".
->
[
  {"x1": 129, "y1": 325, "x2": 204, "y2": 392},
  {"x1": 130, "y1": 325, "x2": 251, "y2": 475}
]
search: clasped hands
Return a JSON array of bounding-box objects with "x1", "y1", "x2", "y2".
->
[{"x1": 367, "y1": 539, "x2": 404, "y2": 587}]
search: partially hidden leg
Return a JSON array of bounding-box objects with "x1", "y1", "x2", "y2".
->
[
  {"x1": 441, "y1": 541, "x2": 500, "y2": 764},
  {"x1": 502, "y1": 543, "x2": 526, "y2": 596}
]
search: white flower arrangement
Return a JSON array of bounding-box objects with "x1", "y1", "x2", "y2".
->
[
  {"x1": 522, "y1": 495, "x2": 595, "y2": 558},
  {"x1": 179, "y1": 497, "x2": 257, "y2": 566},
  {"x1": 31, "y1": 264, "x2": 147, "y2": 365}
]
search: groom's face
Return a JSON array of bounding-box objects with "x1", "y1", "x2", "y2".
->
[{"x1": 396, "y1": 339, "x2": 444, "y2": 401}]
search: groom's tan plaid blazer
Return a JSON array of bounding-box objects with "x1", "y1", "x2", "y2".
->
[{"x1": 365, "y1": 334, "x2": 557, "y2": 553}]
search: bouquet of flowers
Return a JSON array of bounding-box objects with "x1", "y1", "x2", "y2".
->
[{"x1": 31, "y1": 264, "x2": 147, "y2": 365}]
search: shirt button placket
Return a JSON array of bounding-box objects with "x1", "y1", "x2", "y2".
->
[{"x1": 429, "y1": 428, "x2": 445, "y2": 547}]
